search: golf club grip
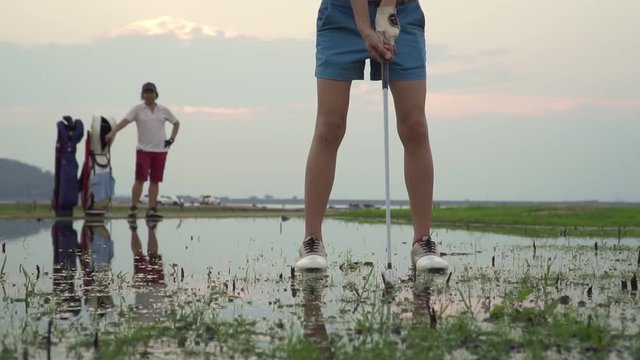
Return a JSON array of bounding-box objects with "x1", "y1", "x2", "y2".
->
[{"x1": 382, "y1": 59, "x2": 389, "y2": 89}]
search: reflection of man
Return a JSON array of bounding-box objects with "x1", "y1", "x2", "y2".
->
[
  {"x1": 291, "y1": 273, "x2": 332, "y2": 356},
  {"x1": 80, "y1": 223, "x2": 115, "y2": 315},
  {"x1": 129, "y1": 219, "x2": 165, "y2": 323},
  {"x1": 51, "y1": 220, "x2": 81, "y2": 317}
]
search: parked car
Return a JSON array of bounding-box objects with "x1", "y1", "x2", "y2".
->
[
  {"x1": 141, "y1": 194, "x2": 181, "y2": 206},
  {"x1": 200, "y1": 195, "x2": 222, "y2": 206}
]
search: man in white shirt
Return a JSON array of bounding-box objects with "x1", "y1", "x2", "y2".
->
[{"x1": 106, "y1": 82, "x2": 180, "y2": 219}]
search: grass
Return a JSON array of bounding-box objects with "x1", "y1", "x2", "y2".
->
[
  {"x1": 335, "y1": 205, "x2": 640, "y2": 227},
  {"x1": 0, "y1": 202, "x2": 302, "y2": 220},
  {"x1": 331, "y1": 205, "x2": 640, "y2": 238},
  {"x1": 0, "y1": 252, "x2": 638, "y2": 359}
]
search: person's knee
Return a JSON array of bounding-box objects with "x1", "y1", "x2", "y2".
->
[
  {"x1": 314, "y1": 114, "x2": 347, "y2": 148},
  {"x1": 398, "y1": 116, "x2": 429, "y2": 149}
]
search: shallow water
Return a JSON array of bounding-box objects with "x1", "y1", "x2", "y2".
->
[
  {"x1": 3, "y1": 217, "x2": 637, "y2": 277},
  {"x1": 0, "y1": 218, "x2": 638, "y2": 357}
]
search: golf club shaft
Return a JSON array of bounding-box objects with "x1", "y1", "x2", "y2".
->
[{"x1": 382, "y1": 59, "x2": 392, "y2": 273}]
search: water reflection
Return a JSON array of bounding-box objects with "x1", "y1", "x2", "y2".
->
[
  {"x1": 51, "y1": 220, "x2": 81, "y2": 317},
  {"x1": 80, "y1": 222, "x2": 114, "y2": 317},
  {"x1": 51, "y1": 221, "x2": 115, "y2": 319},
  {"x1": 291, "y1": 272, "x2": 332, "y2": 357},
  {"x1": 411, "y1": 279, "x2": 437, "y2": 328},
  {"x1": 15, "y1": 218, "x2": 638, "y2": 356},
  {"x1": 3, "y1": 219, "x2": 52, "y2": 241},
  {"x1": 129, "y1": 219, "x2": 165, "y2": 323}
]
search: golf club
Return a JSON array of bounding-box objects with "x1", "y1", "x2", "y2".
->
[{"x1": 381, "y1": 58, "x2": 394, "y2": 289}]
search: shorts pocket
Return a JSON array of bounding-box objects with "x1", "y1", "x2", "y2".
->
[
  {"x1": 316, "y1": 0, "x2": 332, "y2": 31},
  {"x1": 401, "y1": 1, "x2": 425, "y2": 31}
]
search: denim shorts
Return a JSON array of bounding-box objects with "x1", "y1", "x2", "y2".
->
[{"x1": 315, "y1": 0, "x2": 426, "y2": 81}]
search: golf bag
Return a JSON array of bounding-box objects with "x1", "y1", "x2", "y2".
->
[
  {"x1": 80, "y1": 115, "x2": 116, "y2": 217},
  {"x1": 52, "y1": 116, "x2": 84, "y2": 217}
]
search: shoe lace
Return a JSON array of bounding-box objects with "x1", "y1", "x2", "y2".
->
[
  {"x1": 418, "y1": 236, "x2": 437, "y2": 254},
  {"x1": 303, "y1": 236, "x2": 321, "y2": 254}
]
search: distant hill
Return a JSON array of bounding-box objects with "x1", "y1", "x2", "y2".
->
[{"x1": 0, "y1": 158, "x2": 54, "y2": 201}]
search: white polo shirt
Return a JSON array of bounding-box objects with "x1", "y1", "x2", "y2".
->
[{"x1": 125, "y1": 103, "x2": 178, "y2": 152}]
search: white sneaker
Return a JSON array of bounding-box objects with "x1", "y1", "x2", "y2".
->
[
  {"x1": 295, "y1": 236, "x2": 328, "y2": 270},
  {"x1": 411, "y1": 235, "x2": 449, "y2": 272}
]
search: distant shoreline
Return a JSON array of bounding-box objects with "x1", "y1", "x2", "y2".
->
[
  {"x1": 116, "y1": 198, "x2": 640, "y2": 209},
  {"x1": 0, "y1": 203, "x2": 304, "y2": 220},
  {"x1": 1, "y1": 202, "x2": 639, "y2": 238}
]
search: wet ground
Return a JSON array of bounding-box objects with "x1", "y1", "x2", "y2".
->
[{"x1": 0, "y1": 218, "x2": 638, "y2": 359}]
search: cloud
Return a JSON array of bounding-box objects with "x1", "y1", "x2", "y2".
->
[
  {"x1": 427, "y1": 47, "x2": 518, "y2": 91},
  {"x1": 3, "y1": 106, "x2": 38, "y2": 114},
  {"x1": 171, "y1": 105, "x2": 261, "y2": 121},
  {"x1": 427, "y1": 93, "x2": 640, "y2": 119},
  {"x1": 0, "y1": 26, "x2": 314, "y2": 109},
  {"x1": 109, "y1": 16, "x2": 238, "y2": 40},
  {"x1": 346, "y1": 83, "x2": 640, "y2": 120},
  {"x1": 0, "y1": 107, "x2": 42, "y2": 125},
  {"x1": 2, "y1": 16, "x2": 636, "y2": 125}
]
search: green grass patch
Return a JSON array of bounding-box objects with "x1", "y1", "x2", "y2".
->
[
  {"x1": 330, "y1": 205, "x2": 640, "y2": 238},
  {"x1": 0, "y1": 203, "x2": 301, "y2": 220},
  {"x1": 334, "y1": 205, "x2": 640, "y2": 227}
]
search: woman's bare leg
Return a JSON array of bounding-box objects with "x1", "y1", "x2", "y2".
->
[
  {"x1": 304, "y1": 79, "x2": 352, "y2": 240},
  {"x1": 390, "y1": 80, "x2": 433, "y2": 240},
  {"x1": 391, "y1": 79, "x2": 448, "y2": 271}
]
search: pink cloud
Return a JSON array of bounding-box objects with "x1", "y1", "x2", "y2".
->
[
  {"x1": 427, "y1": 93, "x2": 640, "y2": 119},
  {"x1": 171, "y1": 105, "x2": 260, "y2": 121},
  {"x1": 108, "y1": 16, "x2": 301, "y2": 42},
  {"x1": 110, "y1": 16, "x2": 241, "y2": 41},
  {"x1": 348, "y1": 85, "x2": 639, "y2": 119}
]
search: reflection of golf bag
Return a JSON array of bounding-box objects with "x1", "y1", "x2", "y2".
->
[
  {"x1": 80, "y1": 115, "x2": 116, "y2": 217},
  {"x1": 51, "y1": 220, "x2": 82, "y2": 316},
  {"x1": 80, "y1": 223, "x2": 114, "y2": 273},
  {"x1": 80, "y1": 222, "x2": 114, "y2": 312},
  {"x1": 52, "y1": 117, "x2": 84, "y2": 217}
]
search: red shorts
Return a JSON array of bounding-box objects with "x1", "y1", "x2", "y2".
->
[
  {"x1": 135, "y1": 150, "x2": 167, "y2": 183},
  {"x1": 133, "y1": 255, "x2": 165, "y2": 286}
]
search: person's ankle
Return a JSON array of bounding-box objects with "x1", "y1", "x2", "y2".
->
[
  {"x1": 305, "y1": 235, "x2": 322, "y2": 242},
  {"x1": 412, "y1": 234, "x2": 430, "y2": 247}
]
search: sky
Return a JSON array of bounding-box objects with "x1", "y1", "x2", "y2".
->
[{"x1": 0, "y1": 0, "x2": 639, "y2": 201}]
